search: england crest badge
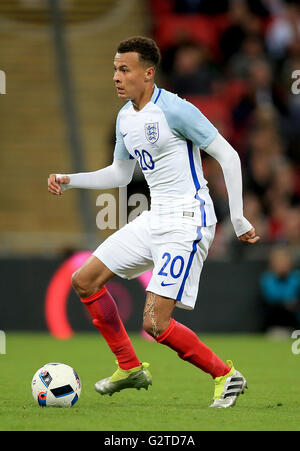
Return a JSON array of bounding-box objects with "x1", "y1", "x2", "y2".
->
[{"x1": 145, "y1": 122, "x2": 159, "y2": 144}]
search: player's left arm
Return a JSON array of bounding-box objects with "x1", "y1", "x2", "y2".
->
[
  {"x1": 204, "y1": 133, "x2": 260, "y2": 243},
  {"x1": 164, "y1": 95, "x2": 259, "y2": 243}
]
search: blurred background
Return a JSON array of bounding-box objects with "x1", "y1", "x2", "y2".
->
[{"x1": 0, "y1": 0, "x2": 299, "y2": 337}]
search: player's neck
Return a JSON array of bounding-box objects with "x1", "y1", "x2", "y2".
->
[{"x1": 131, "y1": 84, "x2": 155, "y2": 111}]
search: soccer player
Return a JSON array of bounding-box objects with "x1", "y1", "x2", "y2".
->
[{"x1": 48, "y1": 36, "x2": 260, "y2": 408}]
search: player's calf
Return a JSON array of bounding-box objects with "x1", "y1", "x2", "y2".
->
[
  {"x1": 80, "y1": 286, "x2": 141, "y2": 370},
  {"x1": 142, "y1": 292, "x2": 175, "y2": 338}
]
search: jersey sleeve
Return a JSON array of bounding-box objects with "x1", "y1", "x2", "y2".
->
[
  {"x1": 113, "y1": 110, "x2": 131, "y2": 160},
  {"x1": 162, "y1": 94, "x2": 218, "y2": 149}
]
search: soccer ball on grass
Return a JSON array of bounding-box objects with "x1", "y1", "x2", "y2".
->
[{"x1": 31, "y1": 362, "x2": 81, "y2": 407}]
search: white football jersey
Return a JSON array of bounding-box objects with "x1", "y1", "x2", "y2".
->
[{"x1": 114, "y1": 85, "x2": 218, "y2": 227}]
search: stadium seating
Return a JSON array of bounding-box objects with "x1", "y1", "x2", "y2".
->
[{"x1": 153, "y1": 13, "x2": 230, "y2": 59}]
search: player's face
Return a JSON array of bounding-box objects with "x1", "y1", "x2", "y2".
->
[{"x1": 113, "y1": 52, "x2": 151, "y2": 101}]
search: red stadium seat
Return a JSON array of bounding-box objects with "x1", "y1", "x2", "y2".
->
[
  {"x1": 186, "y1": 93, "x2": 259, "y2": 147},
  {"x1": 185, "y1": 95, "x2": 234, "y2": 140},
  {"x1": 148, "y1": 0, "x2": 173, "y2": 18},
  {"x1": 186, "y1": 95, "x2": 230, "y2": 122},
  {"x1": 154, "y1": 14, "x2": 219, "y2": 56},
  {"x1": 222, "y1": 79, "x2": 248, "y2": 108}
]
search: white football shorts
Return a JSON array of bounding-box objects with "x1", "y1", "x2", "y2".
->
[{"x1": 93, "y1": 210, "x2": 216, "y2": 310}]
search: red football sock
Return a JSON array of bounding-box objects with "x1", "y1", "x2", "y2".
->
[
  {"x1": 155, "y1": 319, "x2": 230, "y2": 378},
  {"x1": 81, "y1": 286, "x2": 141, "y2": 370}
]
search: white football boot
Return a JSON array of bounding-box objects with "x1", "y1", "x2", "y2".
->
[{"x1": 209, "y1": 360, "x2": 248, "y2": 408}]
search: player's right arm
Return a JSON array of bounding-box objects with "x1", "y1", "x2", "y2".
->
[
  {"x1": 48, "y1": 158, "x2": 136, "y2": 195},
  {"x1": 48, "y1": 107, "x2": 135, "y2": 195}
]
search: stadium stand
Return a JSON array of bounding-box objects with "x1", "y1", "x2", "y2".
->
[{"x1": 0, "y1": 0, "x2": 148, "y2": 254}]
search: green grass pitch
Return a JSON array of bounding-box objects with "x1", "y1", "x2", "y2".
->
[{"x1": 0, "y1": 332, "x2": 299, "y2": 431}]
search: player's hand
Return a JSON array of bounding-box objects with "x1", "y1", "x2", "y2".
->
[
  {"x1": 238, "y1": 227, "x2": 260, "y2": 244},
  {"x1": 48, "y1": 174, "x2": 70, "y2": 195}
]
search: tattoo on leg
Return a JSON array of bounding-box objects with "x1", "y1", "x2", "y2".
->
[{"x1": 144, "y1": 292, "x2": 159, "y2": 338}]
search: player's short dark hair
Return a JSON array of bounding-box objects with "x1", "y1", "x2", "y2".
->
[{"x1": 117, "y1": 36, "x2": 161, "y2": 68}]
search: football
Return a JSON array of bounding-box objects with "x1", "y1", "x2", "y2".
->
[{"x1": 31, "y1": 362, "x2": 81, "y2": 407}]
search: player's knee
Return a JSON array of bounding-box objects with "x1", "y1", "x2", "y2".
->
[{"x1": 71, "y1": 270, "x2": 92, "y2": 299}]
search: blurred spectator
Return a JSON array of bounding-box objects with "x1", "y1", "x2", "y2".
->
[
  {"x1": 260, "y1": 246, "x2": 300, "y2": 334},
  {"x1": 232, "y1": 58, "x2": 289, "y2": 142},
  {"x1": 262, "y1": 0, "x2": 286, "y2": 16},
  {"x1": 159, "y1": 32, "x2": 195, "y2": 78},
  {"x1": 227, "y1": 34, "x2": 267, "y2": 79},
  {"x1": 283, "y1": 208, "x2": 300, "y2": 252},
  {"x1": 219, "y1": 0, "x2": 264, "y2": 63},
  {"x1": 266, "y1": 161, "x2": 300, "y2": 209},
  {"x1": 267, "y1": 200, "x2": 292, "y2": 242},
  {"x1": 265, "y1": 1, "x2": 300, "y2": 61},
  {"x1": 244, "y1": 126, "x2": 281, "y2": 205},
  {"x1": 267, "y1": 203, "x2": 300, "y2": 252},
  {"x1": 170, "y1": 42, "x2": 219, "y2": 95}
]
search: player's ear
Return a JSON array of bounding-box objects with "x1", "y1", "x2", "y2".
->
[{"x1": 144, "y1": 66, "x2": 155, "y2": 82}]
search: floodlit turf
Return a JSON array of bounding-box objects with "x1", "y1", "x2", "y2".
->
[{"x1": 0, "y1": 332, "x2": 299, "y2": 431}]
